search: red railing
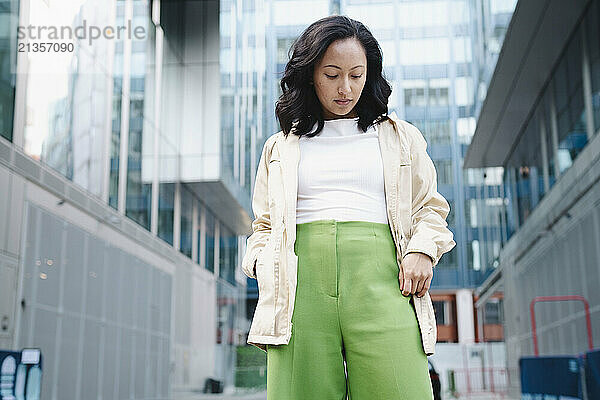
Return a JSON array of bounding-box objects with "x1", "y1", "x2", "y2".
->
[
  {"x1": 451, "y1": 367, "x2": 509, "y2": 397},
  {"x1": 529, "y1": 295, "x2": 593, "y2": 356}
]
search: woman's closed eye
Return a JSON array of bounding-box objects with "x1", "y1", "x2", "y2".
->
[{"x1": 325, "y1": 74, "x2": 362, "y2": 79}]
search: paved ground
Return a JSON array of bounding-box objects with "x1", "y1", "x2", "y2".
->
[
  {"x1": 172, "y1": 389, "x2": 516, "y2": 400},
  {"x1": 172, "y1": 389, "x2": 267, "y2": 400}
]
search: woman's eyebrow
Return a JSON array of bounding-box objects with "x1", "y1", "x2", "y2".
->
[{"x1": 322, "y1": 64, "x2": 365, "y2": 70}]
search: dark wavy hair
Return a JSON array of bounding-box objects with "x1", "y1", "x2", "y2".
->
[{"x1": 275, "y1": 15, "x2": 393, "y2": 138}]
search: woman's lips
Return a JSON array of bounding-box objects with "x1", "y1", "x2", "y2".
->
[{"x1": 334, "y1": 99, "x2": 351, "y2": 105}]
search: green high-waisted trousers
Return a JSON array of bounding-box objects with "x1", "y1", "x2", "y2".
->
[{"x1": 266, "y1": 219, "x2": 433, "y2": 400}]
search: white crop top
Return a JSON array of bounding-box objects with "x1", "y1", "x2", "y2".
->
[{"x1": 296, "y1": 116, "x2": 389, "y2": 225}]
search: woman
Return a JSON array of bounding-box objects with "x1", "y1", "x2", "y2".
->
[{"x1": 243, "y1": 15, "x2": 455, "y2": 399}]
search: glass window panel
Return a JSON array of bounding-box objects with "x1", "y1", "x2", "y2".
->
[
  {"x1": 196, "y1": 201, "x2": 203, "y2": 264},
  {"x1": 400, "y1": 38, "x2": 450, "y2": 65},
  {"x1": 433, "y1": 159, "x2": 453, "y2": 185},
  {"x1": 273, "y1": 1, "x2": 329, "y2": 26},
  {"x1": 515, "y1": 165, "x2": 532, "y2": 225},
  {"x1": 158, "y1": 183, "x2": 174, "y2": 245},
  {"x1": 22, "y1": 0, "x2": 113, "y2": 197},
  {"x1": 404, "y1": 87, "x2": 426, "y2": 107},
  {"x1": 540, "y1": 93, "x2": 558, "y2": 191},
  {"x1": 0, "y1": 0, "x2": 18, "y2": 141},
  {"x1": 413, "y1": 119, "x2": 451, "y2": 145},
  {"x1": 219, "y1": 224, "x2": 237, "y2": 285},
  {"x1": 380, "y1": 40, "x2": 396, "y2": 67},
  {"x1": 432, "y1": 301, "x2": 447, "y2": 325},
  {"x1": 277, "y1": 38, "x2": 295, "y2": 64},
  {"x1": 457, "y1": 117, "x2": 476, "y2": 144},
  {"x1": 502, "y1": 167, "x2": 518, "y2": 237},
  {"x1": 180, "y1": 187, "x2": 193, "y2": 258},
  {"x1": 398, "y1": 1, "x2": 448, "y2": 28},
  {"x1": 346, "y1": 4, "x2": 395, "y2": 30},
  {"x1": 484, "y1": 299, "x2": 504, "y2": 324},
  {"x1": 437, "y1": 246, "x2": 457, "y2": 268},
  {"x1": 453, "y1": 37, "x2": 472, "y2": 64},
  {"x1": 447, "y1": 199, "x2": 455, "y2": 227},
  {"x1": 205, "y1": 210, "x2": 216, "y2": 273},
  {"x1": 126, "y1": 6, "x2": 154, "y2": 229},
  {"x1": 585, "y1": 1, "x2": 600, "y2": 135},
  {"x1": 552, "y1": 28, "x2": 588, "y2": 174},
  {"x1": 471, "y1": 239, "x2": 481, "y2": 271},
  {"x1": 450, "y1": 1, "x2": 469, "y2": 25},
  {"x1": 454, "y1": 77, "x2": 470, "y2": 106},
  {"x1": 491, "y1": 0, "x2": 518, "y2": 14}
]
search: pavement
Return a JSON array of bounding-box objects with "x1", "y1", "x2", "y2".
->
[
  {"x1": 172, "y1": 389, "x2": 516, "y2": 400},
  {"x1": 171, "y1": 388, "x2": 267, "y2": 400}
]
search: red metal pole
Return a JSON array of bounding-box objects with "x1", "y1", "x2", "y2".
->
[
  {"x1": 530, "y1": 300, "x2": 539, "y2": 356},
  {"x1": 529, "y1": 295, "x2": 594, "y2": 357}
]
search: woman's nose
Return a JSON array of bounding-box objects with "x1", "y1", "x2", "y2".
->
[{"x1": 338, "y1": 81, "x2": 351, "y2": 95}]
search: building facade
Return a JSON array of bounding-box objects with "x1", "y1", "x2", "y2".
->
[
  {"x1": 467, "y1": 0, "x2": 600, "y2": 395},
  {"x1": 1, "y1": 0, "x2": 267, "y2": 397}
]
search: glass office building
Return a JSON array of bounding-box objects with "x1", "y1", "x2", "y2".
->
[
  {"x1": 468, "y1": 1, "x2": 600, "y2": 393},
  {"x1": 0, "y1": 0, "x2": 267, "y2": 397}
]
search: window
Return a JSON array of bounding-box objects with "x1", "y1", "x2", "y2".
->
[
  {"x1": 398, "y1": 1, "x2": 449, "y2": 28},
  {"x1": 484, "y1": 299, "x2": 504, "y2": 324},
  {"x1": 205, "y1": 210, "x2": 216, "y2": 273},
  {"x1": 446, "y1": 200, "x2": 455, "y2": 227},
  {"x1": 584, "y1": 0, "x2": 600, "y2": 135},
  {"x1": 0, "y1": 1, "x2": 18, "y2": 141},
  {"x1": 433, "y1": 300, "x2": 454, "y2": 325},
  {"x1": 179, "y1": 187, "x2": 193, "y2": 258},
  {"x1": 400, "y1": 38, "x2": 450, "y2": 65},
  {"x1": 552, "y1": 26, "x2": 588, "y2": 174},
  {"x1": 457, "y1": 117, "x2": 476, "y2": 145},
  {"x1": 433, "y1": 159, "x2": 453, "y2": 185},
  {"x1": 404, "y1": 87, "x2": 426, "y2": 107},
  {"x1": 158, "y1": 183, "x2": 175, "y2": 246},
  {"x1": 219, "y1": 224, "x2": 238, "y2": 285},
  {"x1": 412, "y1": 119, "x2": 451, "y2": 145},
  {"x1": 436, "y1": 246, "x2": 457, "y2": 268},
  {"x1": 277, "y1": 38, "x2": 295, "y2": 64}
]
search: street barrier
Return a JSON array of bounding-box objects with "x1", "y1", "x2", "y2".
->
[
  {"x1": 519, "y1": 295, "x2": 596, "y2": 399},
  {"x1": 0, "y1": 348, "x2": 42, "y2": 400},
  {"x1": 585, "y1": 349, "x2": 600, "y2": 399},
  {"x1": 450, "y1": 367, "x2": 509, "y2": 397},
  {"x1": 519, "y1": 356, "x2": 583, "y2": 399}
]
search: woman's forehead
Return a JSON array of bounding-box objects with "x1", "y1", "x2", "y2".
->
[{"x1": 319, "y1": 40, "x2": 366, "y2": 67}]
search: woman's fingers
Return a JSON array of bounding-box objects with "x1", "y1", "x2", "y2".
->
[
  {"x1": 416, "y1": 276, "x2": 432, "y2": 298},
  {"x1": 401, "y1": 277, "x2": 412, "y2": 296},
  {"x1": 415, "y1": 277, "x2": 425, "y2": 295},
  {"x1": 398, "y1": 269, "x2": 404, "y2": 292},
  {"x1": 400, "y1": 253, "x2": 433, "y2": 297}
]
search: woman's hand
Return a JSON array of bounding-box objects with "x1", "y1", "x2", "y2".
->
[{"x1": 399, "y1": 252, "x2": 433, "y2": 298}]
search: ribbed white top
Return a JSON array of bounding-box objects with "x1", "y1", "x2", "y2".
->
[{"x1": 296, "y1": 117, "x2": 389, "y2": 225}]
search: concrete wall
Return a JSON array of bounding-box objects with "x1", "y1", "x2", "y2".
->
[
  {"x1": 499, "y1": 130, "x2": 600, "y2": 396},
  {"x1": 0, "y1": 138, "x2": 219, "y2": 399}
]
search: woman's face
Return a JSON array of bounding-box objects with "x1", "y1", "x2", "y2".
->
[{"x1": 312, "y1": 38, "x2": 367, "y2": 120}]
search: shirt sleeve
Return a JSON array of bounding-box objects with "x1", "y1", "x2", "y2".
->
[
  {"x1": 402, "y1": 121, "x2": 456, "y2": 267},
  {"x1": 240, "y1": 138, "x2": 273, "y2": 279}
]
